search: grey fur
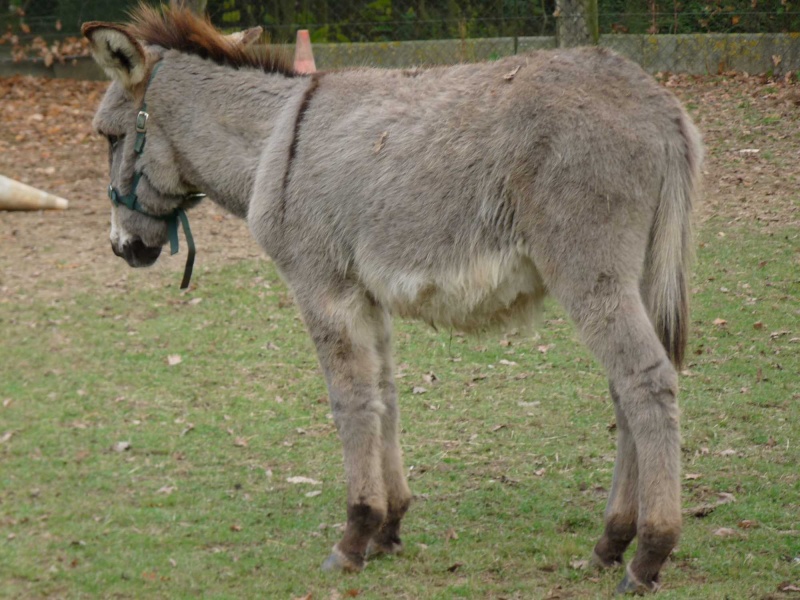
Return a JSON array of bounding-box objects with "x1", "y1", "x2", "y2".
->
[{"x1": 87, "y1": 25, "x2": 702, "y2": 591}]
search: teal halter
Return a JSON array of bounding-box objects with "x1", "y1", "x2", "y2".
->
[{"x1": 107, "y1": 61, "x2": 204, "y2": 290}]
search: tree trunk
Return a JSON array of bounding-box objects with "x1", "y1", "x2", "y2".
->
[
  {"x1": 555, "y1": 0, "x2": 598, "y2": 47},
  {"x1": 171, "y1": 0, "x2": 208, "y2": 15}
]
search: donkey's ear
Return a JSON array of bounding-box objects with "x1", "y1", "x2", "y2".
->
[
  {"x1": 82, "y1": 22, "x2": 147, "y2": 88},
  {"x1": 226, "y1": 26, "x2": 263, "y2": 48}
]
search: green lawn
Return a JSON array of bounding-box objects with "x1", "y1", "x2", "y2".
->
[{"x1": 1, "y1": 220, "x2": 798, "y2": 599}]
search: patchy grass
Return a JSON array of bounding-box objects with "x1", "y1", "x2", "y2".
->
[{"x1": 1, "y1": 221, "x2": 797, "y2": 600}]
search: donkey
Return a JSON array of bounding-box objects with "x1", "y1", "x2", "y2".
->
[{"x1": 83, "y1": 5, "x2": 702, "y2": 593}]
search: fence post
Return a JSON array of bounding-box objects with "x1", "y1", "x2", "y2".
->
[{"x1": 555, "y1": 0, "x2": 599, "y2": 47}]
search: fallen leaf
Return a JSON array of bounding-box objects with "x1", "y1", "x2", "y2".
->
[
  {"x1": 685, "y1": 491, "x2": 736, "y2": 517},
  {"x1": 233, "y1": 437, "x2": 248, "y2": 447},
  {"x1": 569, "y1": 559, "x2": 589, "y2": 570},
  {"x1": 156, "y1": 485, "x2": 176, "y2": 495},
  {"x1": 753, "y1": 321, "x2": 764, "y2": 329},
  {"x1": 503, "y1": 65, "x2": 521, "y2": 80},
  {"x1": 230, "y1": 524, "x2": 242, "y2": 532},
  {"x1": 167, "y1": 354, "x2": 182, "y2": 366},
  {"x1": 446, "y1": 562, "x2": 463, "y2": 573},
  {"x1": 0, "y1": 431, "x2": 13, "y2": 444},
  {"x1": 305, "y1": 490, "x2": 322, "y2": 498},
  {"x1": 168, "y1": 558, "x2": 177, "y2": 568},
  {"x1": 713, "y1": 527, "x2": 737, "y2": 537},
  {"x1": 498, "y1": 359, "x2": 517, "y2": 366},
  {"x1": 412, "y1": 386, "x2": 427, "y2": 395},
  {"x1": 738, "y1": 519, "x2": 758, "y2": 529},
  {"x1": 444, "y1": 527, "x2": 459, "y2": 541},
  {"x1": 373, "y1": 131, "x2": 388, "y2": 153},
  {"x1": 537, "y1": 344, "x2": 553, "y2": 353},
  {"x1": 778, "y1": 582, "x2": 800, "y2": 593},
  {"x1": 112, "y1": 441, "x2": 131, "y2": 452},
  {"x1": 718, "y1": 449, "x2": 737, "y2": 456},
  {"x1": 344, "y1": 590, "x2": 361, "y2": 598},
  {"x1": 685, "y1": 473, "x2": 703, "y2": 480},
  {"x1": 534, "y1": 468, "x2": 546, "y2": 477},
  {"x1": 287, "y1": 476, "x2": 322, "y2": 485},
  {"x1": 422, "y1": 372, "x2": 438, "y2": 384},
  {"x1": 712, "y1": 318, "x2": 728, "y2": 326}
]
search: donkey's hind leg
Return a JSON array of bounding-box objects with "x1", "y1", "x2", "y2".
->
[
  {"x1": 367, "y1": 309, "x2": 413, "y2": 557},
  {"x1": 555, "y1": 281, "x2": 681, "y2": 593},
  {"x1": 296, "y1": 285, "x2": 389, "y2": 572},
  {"x1": 592, "y1": 383, "x2": 638, "y2": 569}
]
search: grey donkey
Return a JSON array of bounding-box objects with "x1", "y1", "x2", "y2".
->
[{"x1": 83, "y1": 5, "x2": 702, "y2": 593}]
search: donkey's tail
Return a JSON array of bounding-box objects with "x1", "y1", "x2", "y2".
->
[{"x1": 643, "y1": 111, "x2": 703, "y2": 369}]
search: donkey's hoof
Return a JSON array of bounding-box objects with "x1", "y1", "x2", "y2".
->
[
  {"x1": 366, "y1": 537, "x2": 404, "y2": 558},
  {"x1": 591, "y1": 550, "x2": 623, "y2": 570},
  {"x1": 615, "y1": 566, "x2": 659, "y2": 595},
  {"x1": 321, "y1": 546, "x2": 364, "y2": 573}
]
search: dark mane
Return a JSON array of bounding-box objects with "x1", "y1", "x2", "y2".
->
[{"x1": 128, "y1": 3, "x2": 295, "y2": 76}]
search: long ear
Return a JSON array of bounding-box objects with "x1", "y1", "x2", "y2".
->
[
  {"x1": 82, "y1": 22, "x2": 147, "y2": 88},
  {"x1": 225, "y1": 26, "x2": 263, "y2": 48}
]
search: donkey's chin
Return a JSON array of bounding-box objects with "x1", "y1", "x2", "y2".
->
[{"x1": 116, "y1": 238, "x2": 163, "y2": 268}]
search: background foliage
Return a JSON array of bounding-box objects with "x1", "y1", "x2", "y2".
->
[{"x1": 2, "y1": 0, "x2": 799, "y2": 45}]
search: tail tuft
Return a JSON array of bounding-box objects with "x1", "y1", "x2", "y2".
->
[{"x1": 643, "y1": 112, "x2": 703, "y2": 369}]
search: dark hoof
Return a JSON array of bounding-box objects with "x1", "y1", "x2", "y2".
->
[
  {"x1": 615, "y1": 566, "x2": 659, "y2": 595},
  {"x1": 591, "y1": 550, "x2": 623, "y2": 570},
  {"x1": 321, "y1": 545, "x2": 364, "y2": 573},
  {"x1": 366, "y1": 537, "x2": 404, "y2": 558}
]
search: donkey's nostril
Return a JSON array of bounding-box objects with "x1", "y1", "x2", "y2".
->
[
  {"x1": 122, "y1": 237, "x2": 162, "y2": 267},
  {"x1": 111, "y1": 240, "x2": 124, "y2": 258}
]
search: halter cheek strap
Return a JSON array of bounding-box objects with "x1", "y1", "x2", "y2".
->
[{"x1": 107, "y1": 61, "x2": 203, "y2": 290}]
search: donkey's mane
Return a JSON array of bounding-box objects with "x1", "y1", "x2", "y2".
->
[{"x1": 128, "y1": 3, "x2": 295, "y2": 76}]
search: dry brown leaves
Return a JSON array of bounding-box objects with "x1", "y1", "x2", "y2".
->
[{"x1": 661, "y1": 71, "x2": 799, "y2": 228}]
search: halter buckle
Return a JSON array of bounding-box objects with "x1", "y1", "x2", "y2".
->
[{"x1": 135, "y1": 110, "x2": 149, "y2": 133}]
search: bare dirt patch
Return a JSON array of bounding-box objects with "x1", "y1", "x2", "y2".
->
[{"x1": 1, "y1": 73, "x2": 797, "y2": 301}]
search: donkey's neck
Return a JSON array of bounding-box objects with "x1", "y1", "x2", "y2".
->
[{"x1": 152, "y1": 53, "x2": 307, "y2": 218}]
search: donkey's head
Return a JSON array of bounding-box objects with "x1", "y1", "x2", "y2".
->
[
  {"x1": 83, "y1": 23, "x2": 194, "y2": 269},
  {"x1": 82, "y1": 14, "x2": 263, "y2": 282}
]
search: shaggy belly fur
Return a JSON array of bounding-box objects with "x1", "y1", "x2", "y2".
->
[{"x1": 365, "y1": 250, "x2": 547, "y2": 333}]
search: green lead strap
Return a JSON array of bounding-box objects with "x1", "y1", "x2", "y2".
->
[
  {"x1": 164, "y1": 209, "x2": 195, "y2": 290},
  {"x1": 177, "y1": 209, "x2": 195, "y2": 290}
]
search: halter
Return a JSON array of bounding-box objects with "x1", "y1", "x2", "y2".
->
[{"x1": 107, "y1": 61, "x2": 204, "y2": 290}]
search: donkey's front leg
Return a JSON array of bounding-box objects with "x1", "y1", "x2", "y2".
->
[{"x1": 298, "y1": 290, "x2": 388, "y2": 572}]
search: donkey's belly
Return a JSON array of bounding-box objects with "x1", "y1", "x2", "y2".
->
[{"x1": 367, "y1": 251, "x2": 546, "y2": 332}]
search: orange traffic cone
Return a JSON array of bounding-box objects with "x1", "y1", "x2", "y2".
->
[{"x1": 293, "y1": 29, "x2": 316, "y2": 74}]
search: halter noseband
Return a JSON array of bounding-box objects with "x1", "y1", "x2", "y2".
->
[{"x1": 107, "y1": 61, "x2": 204, "y2": 290}]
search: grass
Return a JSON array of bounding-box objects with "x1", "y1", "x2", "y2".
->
[{"x1": 1, "y1": 221, "x2": 798, "y2": 599}]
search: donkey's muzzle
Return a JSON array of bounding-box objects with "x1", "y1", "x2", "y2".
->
[{"x1": 117, "y1": 237, "x2": 162, "y2": 267}]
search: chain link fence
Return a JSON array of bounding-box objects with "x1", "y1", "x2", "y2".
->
[{"x1": 2, "y1": 0, "x2": 798, "y2": 73}]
